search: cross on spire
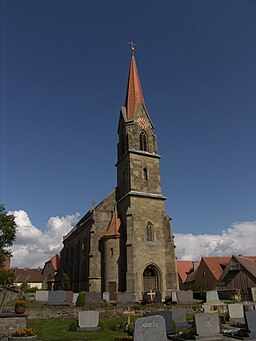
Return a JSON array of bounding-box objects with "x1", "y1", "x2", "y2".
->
[{"x1": 128, "y1": 41, "x2": 136, "y2": 55}]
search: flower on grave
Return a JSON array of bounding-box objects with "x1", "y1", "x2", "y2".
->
[
  {"x1": 11, "y1": 328, "x2": 36, "y2": 337},
  {"x1": 15, "y1": 299, "x2": 26, "y2": 307}
]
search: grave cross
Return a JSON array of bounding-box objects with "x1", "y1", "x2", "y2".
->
[
  {"x1": 123, "y1": 306, "x2": 135, "y2": 325},
  {"x1": 147, "y1": 289, "x2": 155, "y2": 303}
]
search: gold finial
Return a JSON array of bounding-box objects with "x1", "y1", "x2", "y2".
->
[{"x1": 128, "y1": 41, "x2": 136, "y2": 55}]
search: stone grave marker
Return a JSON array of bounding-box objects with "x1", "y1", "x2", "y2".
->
[
  {"x1": 117, "y1": 292, "x2": 136, "y2": 306},
  {"x1": 228, "y1": 303, "x2": 244, "y2": 322},
  {"x1": 103, "y1": 291, "x2": 110, "y2": 304},
  {"x1": 144, "y1": 310, "x2": 174, "y2": 336},
  {"x1": 48, "y1": 290, "x2": 70, "y2": 305},
  {"x1": 245, "y1": 310, "x2": 256, "y2": 339},
  {"x1": 155, "y1": 290, "x2": 162, "y2": 303},
  {"x1": 206, "y1": 290, "x2": 221, "y2": 303},
  {"x1": 133, "y1": 315, "x2": 168, "y2": 341},
  {"x1": 142, "y1": 291, "x2": 149, "y2": 304},
  {"x1": 77, "y1": 311, "x2": 100, "y2": 331},
  {"x1": 85, "y1": 292, "x2": 101, "y2": 307},
  {"x1": 172, "y1": 308, "x2": 188, "y2": 328},
  {"x1": 171, "y1": 291, "x2": 178, "y2": 303},
  {"x1": 35, "y1": 290, "x2": 49, "y2": 303},
  {"x1": 177, "y1": 290, "x2": 193, "y2": 304},
  {"x1": 194, "y1": 313, "x2": 223, "y2": 341},
  {"x1": 72, "y1": 293, "x2": 79, "y2": 305},
  {"x1": 251, "y1": 287, "x2": 256, "y2": 302}
]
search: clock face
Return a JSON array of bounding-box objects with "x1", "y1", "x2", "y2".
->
[{"x1": 137, "y1": 117, "x2": 149, "y2": 129}]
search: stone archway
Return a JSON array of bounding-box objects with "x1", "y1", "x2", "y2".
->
[{"x1": 143, "y1": 264, "x2": 160, "y2": 292}]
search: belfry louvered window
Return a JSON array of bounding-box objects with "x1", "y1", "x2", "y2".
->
[{"x1": 139, "y1": 131, "x2": 147, "y2": 151}]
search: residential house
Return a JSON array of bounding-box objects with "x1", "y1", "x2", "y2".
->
[
  {"x1": 42, "y1": 254, "x2": 61, "y2": 290},
  {"x1": 14, "y1": 268, "x2": 43, "y2": 289}
]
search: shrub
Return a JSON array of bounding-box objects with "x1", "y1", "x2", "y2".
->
[
  {"x1": 76, "y1": 291, "x2": 86, "y2": 306},
  {"x1": 68, "y1": 321, "x2": 77, "y2": 331}
]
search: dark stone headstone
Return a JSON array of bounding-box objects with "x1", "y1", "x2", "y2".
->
[
  {"x1": 48, "y1": 290, "x2": 72, "y2": 306},
  {"x1": 245, "y1": 310, "x2": 256, "y2": 338},
  {"x1": 145, "y1": 311, "x2": 174, "y2": 335},
  {"x1": 117, "y1": 292, "x2": 136, "y2": 306},
  {"x1": 155, "y1": 291, "x2": 162, "y2": 303},
  {"x1": 85, "y1": 292, "x2": 101, "y2": 307},
  {"x1": 177, "y1": 290, "x2": 193, "y2": 304},
  {"x1": 142, "y1": 291, "x2": 149, "y2": 304},
  {"x1": 172, "y1": 308, "x2": 188, "y2": 328},
  {"x1": 134, "y1": 315, "x2": 168, "y2": 341}
]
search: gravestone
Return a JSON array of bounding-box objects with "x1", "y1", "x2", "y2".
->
[
  {"x1": 245, "y1": 310, "x2": 256, "y2": 339},
  {"x1": 35, "y1": 290, "x2": 49, "y2": 303},
  {"x1": 48, "y1": 290, "x2": 72, "y2": 305},
  {"x1": 155, "y1": 290, "x2": 162, "y2": 303},
  {"x1": 177, "y1": 290, "x2": 193, "y2": 304},
  {"x1": 103, "y1": 291, "x2": 110, "y2": 304},
  {"x1": 172, "y1": 308, "x2": 188, "y2": 328},
  {"x1": 194, "y1": 313, "x2": 223, "y2": 341},
  {"x1": 228, "y1": 303, "x2": 244, "y2": 322},
  {"x1": 145, "y1": 311, "x2": 174, "y2": 335},
  {"x1": 142, "y1": 291, "x2": 149, "y2": 304},
  {"x1": 77, "y1": 311, "x2": 100, "y2": 331},
  {"x1": 134, "y1": 315, "x2": 168, "y2": 341},
  {"x1": 85, "y1": 292, "x2": 101, "y2": 307},
  {"x1": 251, "y1": 287, "x2": 256, "y2": 302},
  {"x1": 171, "y1": 291, "x2": 178, "y2": 303},
  {"x1": 72, "y1": 293, "x2": 79, "y2": 305},
  {"x1": 206, "y1": 290, "x2": 221, "y2": 304},
  {"x1": 117, "y1": 292, "x2": 136, "y2": 306}
]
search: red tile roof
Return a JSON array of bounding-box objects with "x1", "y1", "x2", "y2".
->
[
  {"x1": 203, "y1": 256, "x2": 231, "y2": 280},
  {"x1": 235, "y1": 256, "x2": 256, "y2": 277},
  {"x1": 14, "y1": 268, "x2": 43, "y2": 283},
  {"x1": 104, "y1": 211, "x2": 121, "y2": 237},
  {"x1": 176, "y1": 261, "x2": 194, "y2": 282}
]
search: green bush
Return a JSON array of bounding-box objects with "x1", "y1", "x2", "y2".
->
[
  {"x1": 68, "y1": 320, "x2": 77, "y2": 331},
  {"x1": 76, "y1": 291, "x2": 86, "y2": 306}
]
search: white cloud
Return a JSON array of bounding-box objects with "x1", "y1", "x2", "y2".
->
[
  {"x1": 9, "y1": 210, "x2": 80, "y2": 268},
  {"x1": 8, "y1": 209, "x2": 256, "y2": 268},
  {"x1": 175, "y1": 221, "x2": 256, "y2": 260}
]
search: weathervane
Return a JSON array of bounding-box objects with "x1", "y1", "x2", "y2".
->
[{"x1": 128, "y1": 41, "x2": 136, "y2": 55}]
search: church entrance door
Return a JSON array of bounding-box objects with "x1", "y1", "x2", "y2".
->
[{"x1": 143, "y1": 265, "x2": 159, "y2": 291}]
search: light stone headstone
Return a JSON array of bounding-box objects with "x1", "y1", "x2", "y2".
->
[
  {"x1": 194, "y1": 313, "x2": 223, "y2": 340},
  {"x1": 134, "y1": 315, "x2": 168, "y2": 341},
  {"x1": 103, "y1": 291, "x2": 110, "y2": 303},
  {"x1": 171, "y1": 291, "x2": 178, "y2": 303},
  {"x1": 35, "y1": 290, "x2": 49, "y2": 302},
  {"x1": 77, "y1": 311, "x2": 100, "y2": 331},
  {"x1": 251, "y1": 287, "x2": 256, "y2": 302},
  {"x1": 72, "y1": 293, "x2": 79, "y2": 305},
  {"x1": 206, "y1": 290, "x2": 220, "y2": 303},
  {"x1": 228, "y1": 303, "x2": 244, "y2": 321},
  {"x1": 172, "y1": 308, "x2": 188, "y2": 328},
  {"x1": 177, "y1": 290, "x2": 193, "y2": 304},
  {"x1": 145, "y1": 311, "x2": 174, "y2": 335}
]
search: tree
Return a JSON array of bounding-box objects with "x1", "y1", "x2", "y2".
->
[
  {"x1": 60, "y1": 272, "x2": 71, "y2": 291},
  {"x1": 0, "y1": 204, "x2": 16, "y2": 286},
  {"x1": 0, "y1": 204, "x2": 16, "y2": 267}
]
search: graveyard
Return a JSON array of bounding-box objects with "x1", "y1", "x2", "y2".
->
[{"x1": 1, "y1": 288, "x2": 256, "y2": 340}]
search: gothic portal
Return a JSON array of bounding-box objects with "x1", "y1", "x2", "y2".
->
[{"x1": 61, "y1": 47, "x2": 179, "y2": 300}]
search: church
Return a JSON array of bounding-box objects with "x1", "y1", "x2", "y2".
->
[{"x1": 61, "y1": 46, "x2": 179, "y2": 300}]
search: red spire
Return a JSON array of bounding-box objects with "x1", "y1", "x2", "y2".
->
[
  {"x1": 104, "y1": 211, "x2": 121, "y2": 237},
  {"x1": 125, "y1": 49, "x2": 145, "y2": 120}
]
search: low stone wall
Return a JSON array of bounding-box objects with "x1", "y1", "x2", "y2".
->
[{"x1": 0, "y1": 313, "x2": 26, "y2": 340}]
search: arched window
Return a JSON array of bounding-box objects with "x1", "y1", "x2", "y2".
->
[
  {"x1": 139, "y1": 131, "x2": 147, "y2": 151},
  {"x1": 146, "y1": 222, "x2": 154, "y2": 241},
  {"x1": 143, "y1": 168, "x2": 148, "y2": 180}
]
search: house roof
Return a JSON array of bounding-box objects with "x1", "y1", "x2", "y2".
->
[
  {"x1": 43, "y1": 254, "x2": 61, "y2": 272},
  {"x1": 14, "y1": 268, "x2": 43, "y2": 283},
  {"x1": 103, "y1": 211, "x2": 121, "y2": 237},
  {"x1": 202, "y1": 256, "x2": 232, "y2": 280},
  {"x1": 234, "y1": 255, "x2": 256, "y2": 278},
  {"x1": 176, "y1": 261, "x2": 194, "y2": 282}
]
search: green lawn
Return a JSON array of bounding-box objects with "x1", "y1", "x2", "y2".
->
[{"x1": 27, "y1": 317, "x2": 131, "y2": 341}]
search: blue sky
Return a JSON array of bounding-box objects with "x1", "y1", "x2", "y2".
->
[{"x1": 1, "y1": 1, "x2": 256, "y2": 266}]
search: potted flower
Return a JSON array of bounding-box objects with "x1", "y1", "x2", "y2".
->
[
  {"x1": 15, "y1": 299, "x2": 26, "y2": 314},
  {"x1": 9, "y1": 328, "x2": 37, "y2": 340}
]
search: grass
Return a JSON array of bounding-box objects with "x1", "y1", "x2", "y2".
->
[{"x1": 27, "y1": 317, "x2": 131, "y2": 341}]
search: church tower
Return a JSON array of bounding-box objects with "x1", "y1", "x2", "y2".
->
[{"x1": 116, "y1": 46, "x2": 179, "y2": 298}]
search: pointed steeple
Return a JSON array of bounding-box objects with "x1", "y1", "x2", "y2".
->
[{"x1": 125, "y1": 45, "x2": 145, "y2": 120}]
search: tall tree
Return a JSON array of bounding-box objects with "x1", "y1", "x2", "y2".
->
[{"x1": 0, "y1": 204, "x2": 16, "y2": 268}]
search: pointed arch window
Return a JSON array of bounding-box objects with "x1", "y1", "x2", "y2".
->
[
  {"x1": 146, "y1": 222, "x2": 154, "y2": 241},
  {"x1": 143, "y1": 168, "x2": 148, "y2": 181},
  {"x1": 139, "y1": 131, "x2": 148, "y2": 151}
]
